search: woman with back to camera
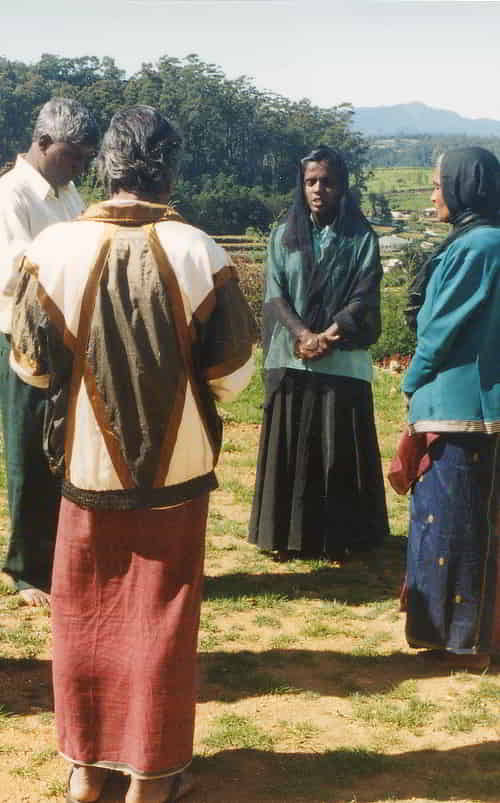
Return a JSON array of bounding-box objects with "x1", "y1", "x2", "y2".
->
[
  {"x1": 9, "y1": 106, "x2": 256, "y2": 803},
  {"x1": 249, "y1": 146, "x2": 389, "y2": 563},
  {"x1": 403, "y1": 146, "x2": 500, "y2": 669}
]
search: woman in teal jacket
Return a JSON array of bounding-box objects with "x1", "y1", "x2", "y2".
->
[
  {"x1": 249, "y1": 147, "x2": 389, "y2": 562},
  {"x1": 403, "y1": 146, "x2": 500, "y2": 669}
]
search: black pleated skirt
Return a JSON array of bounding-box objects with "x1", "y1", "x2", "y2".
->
[{"x1": 248, "y1": 370, "x2": 389, "y2": 559}]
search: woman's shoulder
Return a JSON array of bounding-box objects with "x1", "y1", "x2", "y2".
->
[
  {"x1": 427, "y1": 226, "x2": 500, "y2": 290},
  {"x1": 343, "y1": 213, "x2": 376, "y2": 242},
  {"x1": 446, "y1": 225, "x2": 500, "y2": 255},
  {"x1": 266, "y1": 222, "x2": 289, "y2": 258},
  {"x1": 270, "y1": 222, "x2": 287, "y2": 244}
]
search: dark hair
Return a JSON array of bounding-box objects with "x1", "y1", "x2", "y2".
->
[
  {"x1": 33, "y1": 97, "x2": 99, "y2": 149},
  {"x1": 282, "y1": 146, "x2": 364, "y2": 269},
  {"x1": 97, "y1": 105, "x2": 182, "y2": 197}
]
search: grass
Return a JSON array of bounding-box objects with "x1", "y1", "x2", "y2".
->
[
  {"x1": 446, "y1": 707, "x2": 493, "y2": 734},
  {"x1": 253, "y1": 614, "x2": 282, "y2": 629},
  {"x1": 44, "y1": 778, "x2": 67, "y2": 798},
  {"x1": 216, "y1": 349, "x2": 253, "y2": 420},
  {"x1": 350, "y1": 631, "x2": 393, "y2": 656},
  {"x1": 204, "y1": 713, "x2": 274, "y2": 751},
  {"x1": 366, "y1": 167, "x2": 433, "y2": 193},
  {"x1": 207, "y1": 512, "x2": 246, "y2": 539},
  {"x1": 301, "y1": 621, "x2": 354, "y2": 639},
  {"x1": 222, "y1": 439, "x2": 242, "y2": 453},
  {"x1": 0, "y1": 706, "x2": 17, "y2": 727},
  {"x1": 222, "y1": 478, "x2": 254, "y2": 506},
  {"x1": 351, "y1": 690, "x2": 438, "y2": 732},
  {"x1": 363, "y1": 167, "x2": 434, "y2": 215},
  {"x1": 445, "y1": 680, "x2": 500, "y2": 733},
  {"x1": 219, "y1": 353, "x2": 263, "y2": 425},
  {"x1": 196, "y1": 361, "x2": 499, "y2": 801},
  {"x1": 278, "y1": 720, "x2": 321, "y2": 747},
  {"x1": 1, "y1": 350, "x2": 500, "y2": 802},
  {"x1": 0, "y1": 621, "x2": 48, "y2": 659}
]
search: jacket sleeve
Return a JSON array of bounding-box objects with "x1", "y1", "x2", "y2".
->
[
  {"x1": 403, "y1": 241, "x2": 492, "y2": 395},
  {"x1": 196, "y1": 262, "x2": 258, "y2": 403},
  {"x1": 264, "y1": 226, "x2": 306, "y2": 337},
  {"x1": 333, "y1": 230, "x2": 382, "y2": 347},
  {"x1": 9, "y1": 260, "x2": 51, "y2": 388}
]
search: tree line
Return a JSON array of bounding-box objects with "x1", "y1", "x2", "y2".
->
[
  {"x1": 369, "y1": 135, "x2": 500, "y2": 168},
  {"x1": 0, "y1": 53, "x2": 371, "y2": 233}
]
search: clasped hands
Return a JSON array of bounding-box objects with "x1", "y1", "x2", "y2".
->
[{"x1": 294, "y1": 322, "x2": 341, "y2": 360}]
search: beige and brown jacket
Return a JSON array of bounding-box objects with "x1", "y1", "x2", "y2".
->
[{"x1": 10, "y1": 201, "x2": 257, "y2": 510}]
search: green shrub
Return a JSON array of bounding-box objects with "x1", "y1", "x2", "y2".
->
[
  {"x1": 372, "y1": 288, "x2": 416, "y2": 361},
  {"x1": 384, "y1": 241, "x2": 426, "y2": 289},
  {"x1": 233, "y1": 254, "x2": 264, "y2": 334}
]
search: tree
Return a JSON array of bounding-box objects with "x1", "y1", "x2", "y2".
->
[
  {"x1": 384, "y1": 241, "x2": 426, "y2": 288},
  {"x1": 377, "y1": 193, "x2": 392, "y2": 222},
  {"x1": 0, "y1": 53, "x2": 373, "y2": 233}
]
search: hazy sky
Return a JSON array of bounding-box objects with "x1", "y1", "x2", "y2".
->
[{"x1": 5, "y1": 0, "x2": 500, "y2": 120}]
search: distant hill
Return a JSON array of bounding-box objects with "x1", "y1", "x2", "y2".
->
[{"x1": 353, "y1": 102, "x2": 500, "y2": 137}]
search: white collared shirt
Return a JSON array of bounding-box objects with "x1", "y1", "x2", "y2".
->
[{"x1": 0, "y1": 155, "x2": 84, "y2": 333}]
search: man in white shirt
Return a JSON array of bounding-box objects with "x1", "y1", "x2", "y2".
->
[{"x1": 0, "y1": 97, "x2": 98, "y2": 606}]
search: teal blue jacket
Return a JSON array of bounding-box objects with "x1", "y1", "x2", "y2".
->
[{"x1": 403, "y1": 225, "x2": 500, "y2": 433}]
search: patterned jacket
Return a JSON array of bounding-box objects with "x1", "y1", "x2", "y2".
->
[{"x1": 10, "y1": 201, "x2": 257, "y2": 510}]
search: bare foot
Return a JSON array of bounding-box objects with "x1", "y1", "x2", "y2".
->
[
  {"x1": 18, "y1": 587, "x2": 50, "y2": 607},
  {"x1": 126, "y1": 771, "x2": 193, "y2": 803},
  {"x1": 68, "y1": 765, "x2": 109, "y2": 802}
]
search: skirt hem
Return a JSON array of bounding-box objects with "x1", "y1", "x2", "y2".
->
[{"x1": 60, "y1": 752, "x2": 191, "y2": 780}]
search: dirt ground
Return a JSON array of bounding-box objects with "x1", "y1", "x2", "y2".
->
[{"x1": 0, "y1": 421, "x2": 498, "y2": 803}]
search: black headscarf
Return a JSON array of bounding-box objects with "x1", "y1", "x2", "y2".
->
[
  {"x1": 279, "y1": 146, "x2": 377, "y2": 333},
  {"x1": 284, "y1": 146, "x2": 348, "y2": 266},
  {"x1": 405, "y1": 146, "x2": 500, "y2": 330},
  {"x1": 283, "y1": 146, "x2": 371, "y2": 273}
]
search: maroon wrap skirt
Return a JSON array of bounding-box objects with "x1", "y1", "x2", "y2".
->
[{"x1": 51, "y1": 494, "x2": 208, "y2": 778}]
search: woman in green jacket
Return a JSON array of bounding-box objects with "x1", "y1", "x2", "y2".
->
[
  {"x1": 403, "y1": 146, "x2": 500, "y2": 669},
  {"x1": 249, "y1": 147, "x2": 389, "y2": 562}
]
